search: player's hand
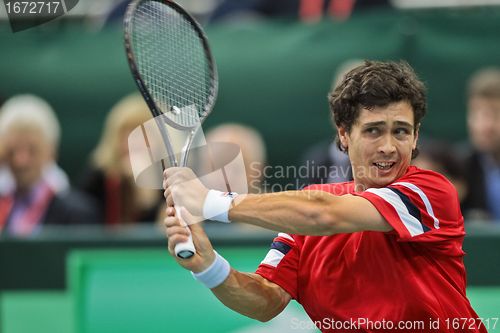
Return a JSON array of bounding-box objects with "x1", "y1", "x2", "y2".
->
[
  {"x1": 164, "y1": 206, "x2": 215, "y2": 273},
  {"x1": 163, "y1": 167, "x2": 208, "y2": 219}
]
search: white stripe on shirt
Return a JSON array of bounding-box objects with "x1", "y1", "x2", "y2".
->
[
  {"x1": 261, "y1": 249, "x2": 285, "y2": 267},
  {"x1": 393, "y1": 182, "x2": 440, "y2": 229},
  {"x1": 278, "y1": 232, "x2": 294, "y2": 242},
  {"x1": 366, "y1": 187, "x2": 425, "y2": 237}
]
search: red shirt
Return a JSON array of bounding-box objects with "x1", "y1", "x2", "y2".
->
[{"x1": 255, "y1": 166, "x2": 486, "y2": 332}]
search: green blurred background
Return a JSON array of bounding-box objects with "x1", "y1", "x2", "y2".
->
[{"x1": 1, "y1": 8, "x2": 500, "y2": 181}]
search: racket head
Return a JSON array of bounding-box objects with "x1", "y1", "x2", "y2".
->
[{"x1": 124, "y1": 0, "x2": 218, "y2": 130}]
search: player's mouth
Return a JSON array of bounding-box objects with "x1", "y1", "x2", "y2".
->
[{"x1": 373, "y1": 161, "x2": 396, "y2": 171}]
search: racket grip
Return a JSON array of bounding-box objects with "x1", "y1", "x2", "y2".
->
[
  {"x1": 174, "y1": 231, "x2": 196, "y2": 259},
  {"x1": 173, "y1": 207, "x2": 196, "y2": 259}
]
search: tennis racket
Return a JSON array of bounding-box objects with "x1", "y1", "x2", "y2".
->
[{"x1": 124, "y1": 0, "x2": 218, "y2": 259}]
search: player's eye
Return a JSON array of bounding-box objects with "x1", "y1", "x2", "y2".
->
[
  {"x1": 364, "y1": 127, "x2": 380, "y2": 136},
  {"x1": 394, "y1": 128, "x2": 410, "y2": 136}
]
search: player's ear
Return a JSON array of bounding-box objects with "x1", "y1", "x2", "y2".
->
[
  {"x1": 337, "y1": 126, "x2": 349, "y2": 151},
  {"x1": 413, "y1": 123, "x2": 420, "y2": 150}
]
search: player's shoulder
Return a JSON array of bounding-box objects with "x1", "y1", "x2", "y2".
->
[
  {"x1": 271, "y1": 232, "x2": 304, "y2": 250},
  {"x1": 396, "y1": 166, "x2": 455, "y2": 191},
  {"x1": 389, "y1": 166, "x2": 461, "y2": 216}
]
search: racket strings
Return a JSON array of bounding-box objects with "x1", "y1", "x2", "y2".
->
[
  {"x1": 131, "y1": 1, "x2": 213, "y2": 128},
  {"x1": 136, "y1": 4, "x2": 203, "y2": 119},
  {"x1": 137, "y1": 4, "x2": 205, "y2": 102}
]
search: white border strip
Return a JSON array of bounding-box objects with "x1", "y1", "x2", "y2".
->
[
  {"x1": 393, "y1": 182, "x2": 440, "y2": 229},
  {"x1": 261, "y1": 249, "x2": 285, "y2": 268},
  {"x1": 366, "y1": 187, "x2": 425, "y2": 237}
]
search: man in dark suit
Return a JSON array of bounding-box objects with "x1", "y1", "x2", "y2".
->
[
  {"x1": 461, "y1": 68, "x2": 500, "y2": 222},
  {"x1": 0, "y1": 94, "x2": 99, "y2": 236}
]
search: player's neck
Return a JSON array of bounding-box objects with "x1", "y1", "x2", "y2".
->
[{"x1": 352, "y1": 179, "x2": 369, "y2": 192}]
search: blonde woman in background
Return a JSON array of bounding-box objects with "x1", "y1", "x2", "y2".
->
[
  {"x1": 79, "y1": 94, "x2": 161, "y2": 225},
  {"x1": 205, "y1": 123, "x2": 267, "y2": 195}
]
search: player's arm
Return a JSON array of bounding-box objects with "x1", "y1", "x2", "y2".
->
[
  {"x1": 228, "y1": 191, "x2": 392, "y2": 235},
  {"x1": 163, "y1": 168, "x2": 391, "y2": 235},
  {"x1": 164, "y1": 207, "x2": 291, "y2": 322},
  {"x1": 211, "y1": 270, "x2": 291, "y2": 322}
]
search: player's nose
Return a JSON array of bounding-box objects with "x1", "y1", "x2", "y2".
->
[{"x1": 377, "y1": 134, "x2": 397, "y2": 155}]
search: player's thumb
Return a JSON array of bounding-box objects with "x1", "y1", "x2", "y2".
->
[{"x1": 179, "y1": 208, "x2": 213, "y2": 253}]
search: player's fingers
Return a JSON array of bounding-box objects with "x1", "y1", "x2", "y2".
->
[
  {"x1": 163, "y1": 168, "x2": 177, "y2": 178},
  {"x1": 179, "y1": 208, "x2": 211, "y2": 250},
  {"x1": 164, "y1": 215, "x2": 182, "y2": 228},
  {"x1": 168, "y1": 195, "x2": 175, "y2": 208},
  {"x1": 163, "y1": 187, "x2": 170, "y2": 200},
  {"x1": 166, "y1": 225, "x2": 190, "y2": 238},
  {"x1": 165, "y1": 206, "x2": 175, "y2": 217},
  {"x1": 163, "y1": 167, "x2": 182, "y2": 185},
  {"x1": 163, "y1": 175, "x2": 174, "y2": 189},
  {"x1": 165, "y1": 192, "x2": 174, "y2": 208},
  {"x1": 167, "y1": 234, "x2": 189, "y2": 254},
  {"x1": 164, "y1": 167, "x2": 195, "y2": 186}
]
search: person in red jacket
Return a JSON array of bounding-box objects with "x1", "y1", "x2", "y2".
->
[{"x1": 163, "y1": 60, "x2": 487, "y2": 332}]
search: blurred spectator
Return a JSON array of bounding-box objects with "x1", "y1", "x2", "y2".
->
[
  {"x1": 0, "y1": 94, "x2": 99, "y2": 236},
  {"x1": 0, "y1": 93, "x2": 69, "y2": 196},
  {"x1": 156, "y1": 123, "x2": 267, "y2": 226},
  {"x1": 0, "y1": 95, "x2": 9, "y2": 194},
  {"x1": 102, "y1": 0, "x2": 219, "y2": 27},
  {"x1": 412, "y1": 137, "x2": 467, "y2": 202},
  {"x1": 0, "y1": 158, "x2": 70, "y2": 196},
  {"x1": 205, "y1": 123, "x2": 267, "y2": 194},
  {"x1": 209, "y1": 0, "x2": 299, "y2": 23},
  {"x1": 209, "y1": 0, "x2": 390, "y2": 24},
  {"x1": 299, "y1": 140, "x2": 352, "y2": 187},
  {"x1": 461, "y1": 67, "x2": 500, "y2": 222},
  {"x1": 298, "y1": 59, "x2": 362, "y2": 187},
  {"x1": 79, "y1": 93, "x2": 162, "y2": 225}
]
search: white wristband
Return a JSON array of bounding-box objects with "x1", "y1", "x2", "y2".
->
[
  {"x1": 202, "y1": 190, "x2": 237, "y2": 223},
  {"x1": 191, "y1": 251, "x2": 231, "y2": 289}
]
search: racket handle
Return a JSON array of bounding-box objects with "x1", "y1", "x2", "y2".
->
[
  {"x1": 173, "y1": 207, "x2": 196, "y2": 259},
  {"x1": 174, "y1": 231, "x2": 196, "y2": 259}
]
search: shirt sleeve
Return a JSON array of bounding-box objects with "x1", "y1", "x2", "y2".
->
[
  {"x1": 255, "y1": 232, "x2": 300, "y2": 300},
  {"x1": 354, "y1": 169, "x2": 465, "y2": 243}
]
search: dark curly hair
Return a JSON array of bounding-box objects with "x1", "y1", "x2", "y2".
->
[{"x1": 328, "y1": 60, "x2": 427, "y2": 159}]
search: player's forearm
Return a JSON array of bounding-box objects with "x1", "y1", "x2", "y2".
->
[
  {"x1": 211, "y1": 270, "x2": 289, "y2": 322},
  {"x1": 229, "y1": 190, "x2": 341, "y2": 235}
]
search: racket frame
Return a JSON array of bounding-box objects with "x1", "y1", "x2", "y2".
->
[
  {"x1": 124, "y1": 0, "x2": 218, "y2": 165},
  {"x1": 124, "y1": 0, "x2": 219, "y2": 258}
]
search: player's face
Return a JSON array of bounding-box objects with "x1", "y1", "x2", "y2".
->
[
  {"x1": 468, "y1": 96, "x2": 500, "y2": 155},
  {"x1": 4, "y1": 127, "x2": 52, "y2": 192},
  {"x1": 338, "y1": 101, "x2": 418, "y2": 190}
]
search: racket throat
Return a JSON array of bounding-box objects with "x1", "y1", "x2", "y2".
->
[{"x1": 180, "y1": 129, "x2": 197, "y2": 166}]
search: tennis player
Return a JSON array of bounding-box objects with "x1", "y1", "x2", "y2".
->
[{"x1": 163, "y1": 60, "x2": 487, "y2": 332}]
